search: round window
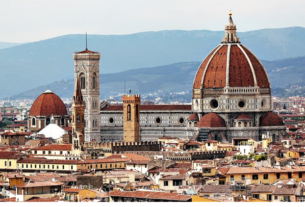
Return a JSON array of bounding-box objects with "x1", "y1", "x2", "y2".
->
[
  {"x1": 210, "y1": 99, "x2": 219, "y2": 109},
  {"x1": 179, "y1": 117, "x2": 185, "y2": 124},
  {"x1": 155, "y1": 117, "x2": 161, "y2": 125},
  {"x1": 109, "y1": 117, "x2": 114, "y2": 124},
  {"x1": 238, "y1": 100, "x2": 246, "y2": 108}
]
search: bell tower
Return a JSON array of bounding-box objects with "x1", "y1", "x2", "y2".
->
[
  {"x1": 122, "y1": 94, "x2": 141, "y2": 142},
  {"x1": 73, "y1": 47, "x2": 101, "y2": 142}
]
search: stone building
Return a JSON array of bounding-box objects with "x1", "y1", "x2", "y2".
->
[{"x1": 98, "y1": 13, "x2": 287, "y2": 142}]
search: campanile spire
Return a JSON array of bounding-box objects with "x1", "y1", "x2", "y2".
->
[{"x1": 222, "y1": 11, "x2": 240, "y2": 43}]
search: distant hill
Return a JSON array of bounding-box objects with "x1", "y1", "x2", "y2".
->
[
  {"x1": 0, "y1": 42, "x2": 23, "y2": 50},
  {"x1": 8, "y1": 62, "x2": 200, "y2": 100},
  {"x1": 8, "y1": 55, "x2": 305, "y2": 100},
  {"x1": 2, "y1": 27, "x2": 305, "y2": 98}
]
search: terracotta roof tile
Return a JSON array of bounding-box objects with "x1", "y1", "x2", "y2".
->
[
  {"x1": 16, "y1": 181, "x2": 64, "y2": 188},
  {"x1": 76, "y1": 49, "x2": 98, "y2": 54},
  {"x1": 199, "y1": 185, "x2": 232, "y2": 194},
  {"x1": 0, "y1": 151, "x2": 23, "y2": 159},
  {"x1": 108, "y1": 191, "x2": 191, "y2": 201},
  {"x1": 32, "y1": 144, "x2": 72, "y2": 151},
  {"x1": 25, "y1": 195, "x2": 61, "y2": 202},
  {"x1": 159, "y1": 174, "x2": 186, "y2": 180}
]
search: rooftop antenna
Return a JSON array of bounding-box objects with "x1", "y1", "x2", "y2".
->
[{"x1": 86, "y1": 32, "x2": 88, "y2": 50}]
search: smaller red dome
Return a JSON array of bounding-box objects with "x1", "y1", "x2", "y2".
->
[
  {"x1": 197, "y1": 113, "x2": 226, "y2": 128},
  {"x1": 187, "y1": 113, "x2": 199, "y2": 121},
  {"x1": 260, "y1": 112, "x2": 284, "y2": 127},
  {"x1": 29, "y1": 90, "x2": 67, "y2": 116},
  {"x1": 235, "y1": 113, "x2": 251, "y2": 120}
]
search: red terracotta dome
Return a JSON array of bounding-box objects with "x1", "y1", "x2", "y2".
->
[
  {"x1": 29, "y1": 90, "x2": 67, "y2": 116},
  {"x1": 235, "y1": 113, "x2": 251, "y2": 120},
  {"x1": 193, "y1": 44, "x2": 270, "y2": 89},
  {"x1": 187, "y1": 113, "x2": 199, "y2": 121},
  {"x1": 260, "y1": 112, "x2": 284, "y2": 127},
  {"x1": 193, "y1": 13, "x2": 270, "y2": 90},
  {"x1": 197, "y1": 113, "x2": 226, "y2": 128}
]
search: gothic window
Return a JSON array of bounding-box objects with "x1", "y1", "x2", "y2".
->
[
  {"x1": 93, "y1": 119, "x2": 97, "y2": 127},
  {"x1": 127, "y1": 104, "x2": 131, "y2": 121},
  {"x1": 77, "y1": 114, "x2": 80, "y2": 123},
  {"x1": 32, "y1": 117, "x2": 36, "y2": 126},
  {"x1": 92, "y1": 73, "x2": 96, "y2": 89},
  {"x1": 83, "y1": 101, "x2": 86, "y2": 110},
  {"x1": 80, "y1": 73, "x2": 85, "y2": 89}
]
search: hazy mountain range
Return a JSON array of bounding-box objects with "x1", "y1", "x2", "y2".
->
[
  {"x1": 7, "y1": 55, "x2": 305, "y2": 100},
  {"x1": 1, "y1": 27, "x2": 305, "y2": 99},
  {"x1": 0, "y1": 42, "x2": 23, "y2": 50}
]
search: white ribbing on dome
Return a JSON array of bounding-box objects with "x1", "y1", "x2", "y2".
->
[
  {"x1": 225, "y1": 44, "x2": 231, "y2": 87},
  {"x1": 237, "y1": 44, "x2": 258, "y2": 87},
  {"x1": 200, "y1": 45, "x2": 223, "y2": 87},
  {"x1": 222, "y1": 12, "x2": 240, "y2": 43}
]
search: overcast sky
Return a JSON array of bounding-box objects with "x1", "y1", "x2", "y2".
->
[{"x1": 1, "y1": 0, "x2": 304, "y2": 42}]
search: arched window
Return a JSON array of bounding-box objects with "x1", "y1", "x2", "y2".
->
[
  {"x1": 77, "y1": 114, "x2": 80, "y2": 123},
  {"x1": 92, "y1": 73, "x2": 96, "y2": 89},
  {"x1": 127, "y1": 104, "x2": 131, "y2": 121},
  {"x1": 32, "y1": 117, "x2": 36, "y2": 126},
  {"x1": 46, "y1": 118, "x2": 50, "y2": 125},
  {"x1": 195, "y1": 100, "x2": 199, "y2": 110},
  {"x1": 80, "y1": 73, "x2": 85, "y2": 89},
  {"x1": 61, "y1": 117, "x2": 65, "y2": 126},
  {"x1": 92, "y1": 100, "x2": 98, "y2": 110}
]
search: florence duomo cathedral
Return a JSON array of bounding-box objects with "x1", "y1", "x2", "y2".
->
[{"x1": 28, "y1": 12, "x2": 288, "y2": 144}]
